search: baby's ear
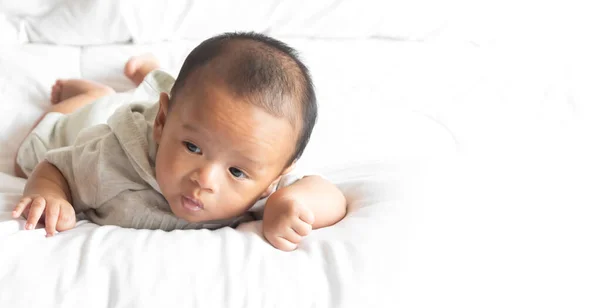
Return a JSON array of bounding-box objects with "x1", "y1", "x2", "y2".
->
[
  {"x1": 259, "y1": 161, "x2": 297, "y2": 198},
  {"x1": 153, "y1": 92, "x2": 170, "y2": 143},
  {"x1": 281, "y1": 161, "x2": 296, "y2": 176}
]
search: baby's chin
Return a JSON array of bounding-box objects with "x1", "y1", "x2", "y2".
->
[{"x1": 171, "y1": 208, "x2": 215, "y2": 223}]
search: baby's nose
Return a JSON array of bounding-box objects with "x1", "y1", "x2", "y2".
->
[{"x1": 190, "y1": 165, "x2": 219, "y2": 192}]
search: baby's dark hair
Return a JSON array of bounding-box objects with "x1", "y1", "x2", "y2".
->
[{"x1": 170, "y1": 32, "x2": 317, "y2": 166}]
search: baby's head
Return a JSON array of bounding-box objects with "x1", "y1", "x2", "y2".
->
[{"x1": 152, "y1": 32, "x2": 317, "y2": 223}]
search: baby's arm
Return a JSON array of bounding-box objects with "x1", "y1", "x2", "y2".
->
[
  {"x1": 262, "y1": 176, "x2": 347, "y2": 251},
  {"x1": 12, "y1": 160, "x2": 76, "y2": 236}
]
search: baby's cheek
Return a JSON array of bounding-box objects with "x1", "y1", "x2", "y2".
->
[
  {"x1": 156, "y1": 153, "x2": 180, "y2": 186},
  {"x1": 242, "y1": 186, "x2": 266, "y2": 211},
  {"x1": 163, "y1": 158, "x2": 183, "y2": 182}
]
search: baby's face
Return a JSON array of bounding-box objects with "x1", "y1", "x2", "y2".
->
[{"x1": 152, "y1": 80, "x2": 297, "y2": 223}]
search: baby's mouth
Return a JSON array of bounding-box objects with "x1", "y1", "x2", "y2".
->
[{"x1": 181, "y1": 195, "x2": 204, "y2": 212}]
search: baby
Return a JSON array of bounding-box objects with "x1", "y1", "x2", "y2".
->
[{"x1": 11, "y1": 32, "x2": 347, "y2": 251}]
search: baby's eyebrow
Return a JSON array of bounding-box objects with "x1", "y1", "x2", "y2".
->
[
  {"x1": 237, "y1": 153, "x2": 265, "y2": 170},
  {"x1": 182, "y1": 123, "x2": 198, "y2": 132}
]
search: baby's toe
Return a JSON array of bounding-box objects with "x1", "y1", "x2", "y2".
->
[
  {"x1": 50, "y1": 80, "x2": 63, "y2": 104},
  {"x1": 50, "y1": 90, "x2": 57, "y2": 104},
  {"x1": 124, "y1": 58, "x2": 139, "y2": 79}
]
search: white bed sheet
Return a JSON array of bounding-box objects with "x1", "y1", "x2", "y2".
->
[
  {"x1": 0, "y1": 162, "x2": 405, "y2": 307},
  {"x1": 1, "y1": 37, "x2": 600, "y2": 307}
]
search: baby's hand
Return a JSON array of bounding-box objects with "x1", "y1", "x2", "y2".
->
[
  {"x1": 263, "y1": 191, "x2": 315, "y2": 251},
  {"x1": 12, "y1": 194, "x2": 76, "y2": 237}
]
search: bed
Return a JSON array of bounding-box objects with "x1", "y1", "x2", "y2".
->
[{"x1": 1, "y1": 1, "x2": 598, "y2": 307}]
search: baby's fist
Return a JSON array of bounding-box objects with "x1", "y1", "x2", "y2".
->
[{"x1": 263, "y1": 192, "x2": 315, "y2": 251}]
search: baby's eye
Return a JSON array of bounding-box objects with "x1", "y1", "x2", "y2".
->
[
  {"x1": 183, "y1": 141, "x2": 202, "y2": 154},
  {"x1": 229, "y1": 167, "x2": 247, "y2": 179}
]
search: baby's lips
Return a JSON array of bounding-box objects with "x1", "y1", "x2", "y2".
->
[
  {"x1": 182, "y1": 195, "x2": 205, "y2": 211},
  {"x1": 187, "y1": 195, "x2": 204, "y2": 207}
]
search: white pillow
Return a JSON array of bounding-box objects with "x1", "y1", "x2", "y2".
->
[
  {"x1": 23, "y1": 0, "x2": 130, "y2": 45},
  {"x1": 17, "y1": 0, "x2": 450, "y2": 45},
  {"x1": 0, "y1": 0, "x2": 65, "y2": 16},
  {"x1": 126, "y1": 0, "x2": 451, "y2": 42},
  {"x1": 0, "y1": 13, "x2": 24, "y2": 44}
]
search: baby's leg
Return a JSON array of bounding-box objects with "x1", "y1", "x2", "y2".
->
[
  {"x1": 124, "y1": 54, "x2": 161, "y2": 86},
  {"x1": 49, "y1": 79, "x2": 115, "y2": 113},
  {"x1": 14, "y1": 80, "x2": 114, "y2": 178}
]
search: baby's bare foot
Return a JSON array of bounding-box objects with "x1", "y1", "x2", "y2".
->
[
  {"x1": 50, "y1": 79, "x2": 114, "y2": 105},
  {"x1": 124, "y1": 53, "x2": 161, "y2": 86}
]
